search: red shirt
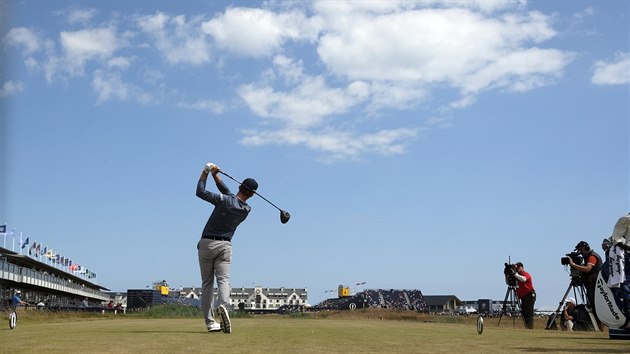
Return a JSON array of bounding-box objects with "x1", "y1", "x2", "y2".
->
[
  {"x1": 516, "y1": 270, "x2": 535, "y2": 299},
  {"x1": 586, "y1": 255, "x2": 598, "y2": 266}
]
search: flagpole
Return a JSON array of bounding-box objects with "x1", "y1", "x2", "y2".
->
[
  {"x1": 19, "y1": 232, "x2": 23, "y2": 255},
  {"x1": 11, "y1": 229, "x2": 15, "y2": 252}
]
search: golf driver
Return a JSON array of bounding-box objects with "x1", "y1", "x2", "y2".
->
[{"x1": 207, "y1": 163, "x2": 291, "y2": 224}]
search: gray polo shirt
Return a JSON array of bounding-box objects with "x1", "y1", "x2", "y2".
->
[{"x1": 196, "y1": 178, "x2": 251, "y2": 241}]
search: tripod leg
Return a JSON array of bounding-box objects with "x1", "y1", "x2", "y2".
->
[
  {"x1": 579, "y1": 285, "x2": 601, "y2": 332},
  {"x1": 546, "y1": 283, "x2": 573, "y2": 330},
  {"x1": 498, "y1": 286, "x2": 512, "y2": 327},
  {"x1": 512, "y1": 289, "x2": 517, "y2": 327}
]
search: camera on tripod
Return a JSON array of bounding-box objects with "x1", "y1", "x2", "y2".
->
[
  {"x1": 561, "y1": 251, "x2": 584, "y2": 279},
  {"x1": 504, "y1": 263, "x2": 517, "y2": 286},
  {"x1": 560, "y1": 252, "x2": 583, "y2": 266}
]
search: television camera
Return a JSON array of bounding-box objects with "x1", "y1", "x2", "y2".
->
[
  {"x1": 503, "y1": 263, "x2": 517, "y2": 287},
  {"x1": 561, "y1": 251, "x2": 584, "y2": 279}
]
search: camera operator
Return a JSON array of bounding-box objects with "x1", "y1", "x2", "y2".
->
[
  {"x1": 513, "y1": 262, "x2": 536, "y2": 329},
  {"x1": 569, "y1": 241, "x2": 602, "y2": 325}
]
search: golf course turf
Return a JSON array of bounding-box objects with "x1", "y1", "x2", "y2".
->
[{"x1": 1, "y1": 309, "x2": 624, "y2": 353}]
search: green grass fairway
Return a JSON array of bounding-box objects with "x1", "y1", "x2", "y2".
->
[{"x1": 0, "y1": 315, "x2": 624, "y2": 353}]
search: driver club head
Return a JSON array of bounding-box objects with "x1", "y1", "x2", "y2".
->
[{"x1": 280, "y1": 210, "x2": 291, "y2": 224}]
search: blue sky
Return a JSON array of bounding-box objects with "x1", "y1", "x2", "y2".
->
[{"x1": 0, "y1": 0, "x2": 628, "y2": 308}]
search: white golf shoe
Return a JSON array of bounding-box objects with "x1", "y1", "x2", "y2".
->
[
  {"x1": 218, "y1": 305, "x2": 231, "y2": 334},
  {"x1": 208, "y1": 323, "x2": 221, "y2": 332}
]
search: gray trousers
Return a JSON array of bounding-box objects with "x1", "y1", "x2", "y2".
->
[{"x1": 197, "y1": 238, "x2": 232, "y2": 328}]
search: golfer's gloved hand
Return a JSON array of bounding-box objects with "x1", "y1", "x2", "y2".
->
[{"x1": 205, "y1": 163, "x2": 221, "y2": 175}]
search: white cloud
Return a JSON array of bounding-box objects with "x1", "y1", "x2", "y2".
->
[
  {"x1": 592, "y1": 53, "x2": 630, "y2": 85},
  {"x1": 92, "y1": 69, "x2": 151, "y2": 104},
  {"x1": 240, "y1": 127, "x2": 419, "y2": 160},
  {"x1": 238, "y1": 74, "x2": 369, "y2": 128},
  {"x1": 272, "y1": 55, "x2": 305, "y2": 84},
  {"x1": 317, "y1": 7, "x2": 561, "y2": 87},
  {"x1": 92, "y1": 70, "x2": 129, "y2": 103},
  {"x1": 107, "y1": 56, "x2": 133, "y2": 69},
  {"x1": 0, "y1": 81, "x2": 25, "y2": 97},
  {"x1": 201, "y1": 7, "x2": 318, "y2": 58},
  {"x1": 573, "y1": 7, "x2": 596, "y2": 21},
  {"x1": 3, "y1": 27, "x2": 41, "y2": 54},
  {"x1": 367, "y1": 82, "x2": 429, "y2": 111},
  {"x1": 136, "y1": 13, "x2": 211, "y2": 65},
  {"x1": 60, "y1": 27, "x2": 120, "y2": 76},
  {"x1": 65, "y1": 8, "x2": 98, "y2": 24},
  {"x1": 460, "y1": 48, "x2": 572, "y2": 94}
]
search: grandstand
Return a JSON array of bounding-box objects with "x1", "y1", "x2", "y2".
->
[
  {"x1": 317, "y1": 289, "x2": 429, "y2": 312},
  {"x1": 1, "y1": 246, "x2": 110, "y2": 309}
]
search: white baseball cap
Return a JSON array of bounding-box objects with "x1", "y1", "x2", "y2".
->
[{"x1": 566, "y1": 297, "x2": 576, "y2": 305}]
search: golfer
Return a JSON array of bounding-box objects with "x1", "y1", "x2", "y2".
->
[
  {"x1": 196, "y1": 163, "x2": 257, "y2": 334},
  {"x1": 12, "y1": 290, "x2": 27, "y2": 307}
]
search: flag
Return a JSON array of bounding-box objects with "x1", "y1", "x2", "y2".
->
[
  {"x1": 29, "y1": 242, "x2": 36, "y2": 256},
  {"x1": 21, "y1": 236, "x2": 30, "y2": 249},
  {"x1": 1, "y1": 224, "x2": 6, "y2": 249},
  {"x1": 41, "y1": 247, "x2": 47, "y2": 256}
]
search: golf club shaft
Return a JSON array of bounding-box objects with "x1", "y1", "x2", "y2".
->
[{"x1": 218, "y1": 171, "x2": 284, "y2": 212}]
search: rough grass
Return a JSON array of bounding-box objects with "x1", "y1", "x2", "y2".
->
[{"x1": 0, "y1": 307, "x2": 624, "y2": 353}]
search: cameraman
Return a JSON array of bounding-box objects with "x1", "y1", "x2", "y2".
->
[
  {"x1": 569, "y1": 241, "x2": 602, "y2": 324},
  {"x1": 513, "y1": 262, "x2": 536, "y2": 329}
]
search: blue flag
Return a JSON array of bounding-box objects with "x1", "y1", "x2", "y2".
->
[
  {"x1": 21, "y1": 237, "x2": 30, "y2": 249},
  {"x1": 0, "y1": 224, "x2": 6, "y2": 234}
]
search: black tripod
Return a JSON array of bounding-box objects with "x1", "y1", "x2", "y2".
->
[
  {"x1": 498, "y1": 283, "x2": 522, "y2": 327},
  {"x1": 545, "y1": 277, "x2": 600, "y2": 331}
]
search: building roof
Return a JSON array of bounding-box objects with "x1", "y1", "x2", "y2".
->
[{"x1": 423, "y1": 295, "x2": 462, "y2": 306}]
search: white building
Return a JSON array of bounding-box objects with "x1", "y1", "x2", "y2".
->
[{"x1": 174, "y1": 286, "x2": 308, "y2": 310}]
